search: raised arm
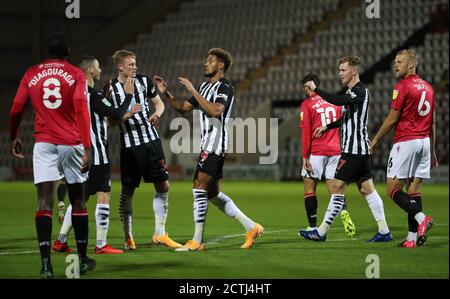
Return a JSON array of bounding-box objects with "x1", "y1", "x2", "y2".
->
[
  {"x1": 178, "y1": 77, "x2": 224, "y2": 117},
  {"x1": 154, "y1": 75, "x2": 194, "y2": 114}
]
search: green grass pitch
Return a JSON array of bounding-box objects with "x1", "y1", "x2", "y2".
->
[{"x1": 0, "y1": 181, "x2": 448, "y2": 279}]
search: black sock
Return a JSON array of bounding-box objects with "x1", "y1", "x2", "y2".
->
[
  {"x1": 57, "y1": 183, "x2": 67, "y2": 203},
  {"x1": 304, "y1": 193, "x2": 318, "y2": 227},
  {"x1": 392, "y1": 189, "x2": 420, "y2": 218},
  {"x1": 407, "y1": 194, "x2": 422, "y2": 232},
  {"x1": 72, "y1": 209, "x2": 89, "y2": 258},
  {"x1": 35, "y1": 211, "x2": 52, "y2": 264}
]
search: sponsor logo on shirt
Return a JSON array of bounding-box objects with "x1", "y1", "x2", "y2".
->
[
  {"x1": 216, "y1": 93, "x2": 228, "y2": 102},
  {"x1": 102, "y1": 98, "x2": 112, "y2": 107}
]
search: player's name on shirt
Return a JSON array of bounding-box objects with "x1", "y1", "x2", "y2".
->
[{"x1": 28, "y1": 65, "x2": 76, "y2": 87}]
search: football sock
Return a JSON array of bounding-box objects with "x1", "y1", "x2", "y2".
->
[
  {"x1": 57, "y1": 183, "x2": 67, "y2": 203},
  {"x1": 95, "y1": 204, "x2": 109, "y2": 248},
  {"x1": 304, "y1": 193, "x2": 318, "y2": 228},
  {"x1": 365, "y1": 190, "x2": 390, "y2": 234},
  {"x1": 35, "y1": 210, "x2": 52, "y2": 263},
  {"x1": 193, "y1": 189, "x2": 208, "y2": 244},
  {"x1": 72, "y1": 208, "x2": 89, "y2": 258},
  {"x1": 153, "y1": 192, "x2": 169, "y2": 236},
  {"x1": 58, "y1": 204, "x2": 72, "y2": 243},
  {"x1": 318, "y1": 194, "x2": 345, "y2": 236},
  {"x1": 209, "y1": 192, "x2": 255, "y2": 231},
  {"x1": 119, "y1": 194, "x2": 133, "y2": 240},
  {"x1": 407, "y1": 193, "x2": 422, "y2": 233},
  {"x1": 407, "y1": 231, "x2": 417, "y2": 242},
  {"x1": 391, "y1": 189, "x2": 421, "y2": 220}
]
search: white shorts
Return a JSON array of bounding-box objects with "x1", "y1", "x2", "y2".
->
[
  {"x1": 301, "y1": 155, "x2": 340, "y2": 180},
  {"x1": 33, "y1": 142, "x2": 88, "y2": 184},
  {"x1": 386, "y1": 137, "x2": 430, "y2": 179}
]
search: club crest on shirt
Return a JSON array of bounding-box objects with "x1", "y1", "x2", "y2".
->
[{"x1": 392, "y1": 90, "x2": 399, "y2": 100}]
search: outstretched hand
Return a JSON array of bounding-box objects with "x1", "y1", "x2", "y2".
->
[
  {"x1": 178, "y1": 77, "x2": 195, "y2": 94},
  {"x1": 154, "y1": 75, "x2": 168, "y2": 95}
]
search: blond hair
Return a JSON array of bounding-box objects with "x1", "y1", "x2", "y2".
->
[
  {"x1": 397, "y1": 49, "x2": 419, "y2": 67},
  {"x1": 112, "y1": 50, "x2": 136, "y2": 70},
  {"x1": 208, "y1": 48, "x2": 233, "y2": 72},
  {"x1": 338, "y1": 55, "x2": 361, "y2": 66}
]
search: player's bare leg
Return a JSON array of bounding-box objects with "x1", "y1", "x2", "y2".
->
[
  {"x1": 151, "y1": 181, "x2": 181, "y2": 248},
  {"x1": 120, "y1": 186, "x2": 135, "y2": 249},
  {"x1": 208, "y1": 179, "x2": 264, "y2": 249}
]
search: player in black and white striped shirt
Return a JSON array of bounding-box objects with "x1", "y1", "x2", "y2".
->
[
  {"x1": 54, "y1": 56, "x2": 141, "y2": 255},
  {"x1": 107, "y1": 50, "x2": 181, "y2": 250},
  {"x1": 301, "y1": 56, "x2": 392, "y2": 242},
  {"x1": 155, "y1": 48, "x2": 263, "y2": 251}
]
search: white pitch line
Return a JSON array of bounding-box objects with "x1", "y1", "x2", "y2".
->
[
  {"x1": 1, "y1": 224, "x2": 448, "y2": 255},
  {"x1": 0, "y1": 250, "x2": 40, "y2": 256}
]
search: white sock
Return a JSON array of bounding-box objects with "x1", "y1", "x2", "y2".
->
[
  {"x1": 58, "y1": 204, "x2": 72, "y2": 243},
  {"x1": 153, "y1": 192, "x2": 169, "y2": 236},
  {"x1": 407, "y1": 231, "x2": 417, "y2": 242},
  {"x1": 365, "y1": 191, "x2": 390, "y2": 234},
  {"x1": 414, "y1": 212, "x2": 426, "y2": 224},
  {"x1": 192, "y1": 189, "x2": 208, "y2": 244},
  {"x1": 95, "y1": 204, "x2": 109, "y2": 248},
  {"x1": 317, "y1": 194, "x2": 345, "y2": 236},
  {"x1": 119, "y1": 194, "x2": 133, "y2": 240},
  {"x1": 210, "y1": 192, "x2": 255, "y2": 231}
]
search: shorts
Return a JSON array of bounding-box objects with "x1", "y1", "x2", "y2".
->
[
  {"x1": 120, "y1": 140, "x2": 169, "y2": 187},
  {"x1": 301, "y1": 155, "x2": 340, "y2": 180},
  {"x1": 334, "y1": 153, "x2": 372, "y2": 184},
  {"x1": 386, "y1": 137, "x2": 430, "y2": 179},
  {"x1": 194, "y1": 151, "x2": 225, "y2": 180},
  {"x1": 87, "y1": 164, "x2": 111, "y2": 195},
  {"x1": 33, "y1": 142, "x2": 87, "y2": 184}
]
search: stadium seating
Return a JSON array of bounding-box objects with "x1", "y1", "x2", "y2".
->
[{"x1": 1, "y1": 0, "x2": 447, "y2": 182}]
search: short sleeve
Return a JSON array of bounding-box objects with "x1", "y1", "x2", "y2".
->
[
  {"x1": 144, "y1": 76, "x2": 158, "y2": 98},
  {"x1": 214, "y1": 82, "x2": 233, "y2": 107},
  {"x1": 299, "y1": 101, "x2": 310, "y2": 129},
  {"x1": 391, "y1": 82, "x2": 407, "y2": 111}
]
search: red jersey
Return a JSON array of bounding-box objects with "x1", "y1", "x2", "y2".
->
[
  {"x1": 299, "y1": 93, "x2": 342, "y2": 158},
  {"x1": 391, "y1": 74, "x2": 435, "y2": 143},
  {"x1": 9, "y1": 58, "x2": 91, "y2": 148}
]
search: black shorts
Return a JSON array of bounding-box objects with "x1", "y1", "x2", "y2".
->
[
  {"x1": 120, "y1": 140, "x2": 169, "y2": 188},
  {"x1": 87, "y1": 164, "x2": 111, "y2": 196},
  {"x1": 334, "y1": 153, "x2": 372, "y2": 184},
  {"x1": 194, "y1": 151, "x2": 225, "y2": 181}
]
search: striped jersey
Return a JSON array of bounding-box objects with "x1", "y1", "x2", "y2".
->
[
  {"x1": 188, "y1": 78, "x2": 234, "y2": 156},
  {"x1": 108, "y1": 74, "x2": 159, "y2": 148},
  {"x1": 316, "y1": 82, "x2": 371, "y2": 155},
  {"x1": 88, "y1": 86, "x2": 131, "y2": 165}
]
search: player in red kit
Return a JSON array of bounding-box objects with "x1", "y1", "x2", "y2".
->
[
  {"x1": 299, "y1": 74, "x2": 356, "y2": 238},
  {"x1": 9, "y1": 34, "x2": 96, "y2": 278},
  {"x1": 371, "y1": 49, "x2": 437, "y2": 248}
]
